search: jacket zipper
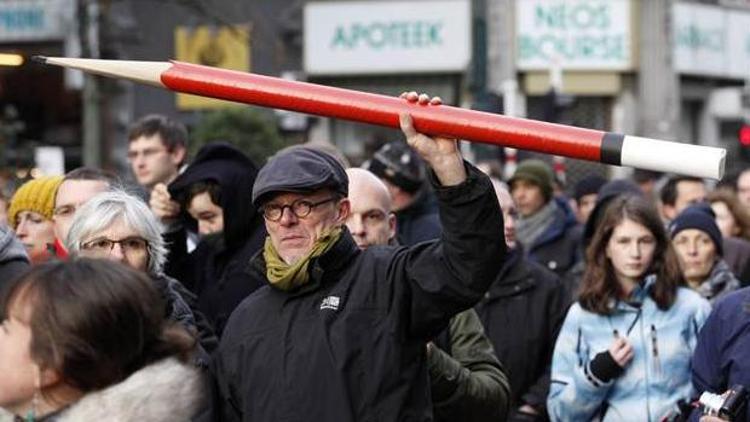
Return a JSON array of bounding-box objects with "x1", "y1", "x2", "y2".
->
[
  {"x1": 651, "y1": 324, "x2": 661, "y2": 377},
  {"x1": 576, "y1": 328, "x2": 582, "y2": 367}
]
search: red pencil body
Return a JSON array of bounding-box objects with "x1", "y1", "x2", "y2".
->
[{"x1": 161, "y1": 61, "x2": 605, "y2": 162}]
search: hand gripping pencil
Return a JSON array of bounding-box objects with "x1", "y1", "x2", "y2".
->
[{"x1": 35, "y1": 57, "x2": 726, "y2": 179}]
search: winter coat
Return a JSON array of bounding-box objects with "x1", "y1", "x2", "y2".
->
[
  {"x1": 212, "y1": 163, "x2": 506, "y2": 421},
  {"x1": 169, "y1": 142, "x2": 266, "y2": 337},
  {"x1": 430, "y1": 309, "x2": 511, "y2": 422},
  {"x1": 525, "y1": 197, "x2": 580, "y2": 276},
  {"x1": 691, "y1": 287, "x2": 750, "y2": 422},
  {"x1": 548, "y1": 277, "x2": 711, "y2": 422},
  {"x1": 694, "y1": 259, "x2": 740, "y2": 305},
  {"x1": 475, "y1": 247, "x2": 570, "y2": 420},
  {"x1": 722, "y1": 236, "x2": 750, "y2": 287},
  {"x1": 395, "y1": 185, "x2": 442, "y2": 246},
  {"x1": 154, "y1": 274, "x2": 219, "y2": 357},
  {"x1": 0, "y1": 357, "x2": 207, "y2": 422},
  {"x1": 0, "y1": 226, "x2": 28, "y2": 294}
]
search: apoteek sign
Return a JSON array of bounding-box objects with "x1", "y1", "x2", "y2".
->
[{"x1": 304, "y1": 0, "x2": 471, "y2": 75}]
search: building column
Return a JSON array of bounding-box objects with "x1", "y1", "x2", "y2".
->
[{"x1": 638, "y1": 0, "x2": 681, "y2": 142}]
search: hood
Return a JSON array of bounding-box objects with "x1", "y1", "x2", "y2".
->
[
  {"x1": 487, "y1": 247, "x2": 536, "y2": 298},
  {"x1": 0, "y1": 225, "x2": 28, "y2": 263},
  {"x1": 169, "y1": 142, "x2": 260, "y2": 249},
  {"x1": 55, "y1": 357, "x2": 206, "y2": 421}
]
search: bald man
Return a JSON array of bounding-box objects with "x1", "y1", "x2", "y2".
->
[
  {"x1": 474, "y1": 182, "x2": 569, "y2": 420},
  {"x1": 346, "y1": 168, "x2": 397, "y2": 249},
  {"x1": 345, "y1": 167, "x2": 510, "y2": 422}
]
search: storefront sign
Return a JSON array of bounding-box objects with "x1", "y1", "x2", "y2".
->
[
  {"x1": 673, "y1": 3, "x2": 750, "y2": 79},
  {"x1": 304, "y1": 0, "x2": 470, "y2": 75},
  {"x1": 516, "y1": 0, "x2": 633, "y2": 70},
  {"x1": 0, "y1": 0, "x2": 71, "y2": 42},
  {"x1": 174, "y1": 25, "x2": 251, "y2": 110}
]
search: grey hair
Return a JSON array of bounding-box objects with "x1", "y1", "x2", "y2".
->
[{"x1": 65, "y1": 190, "x2": 167, "y2": 277}]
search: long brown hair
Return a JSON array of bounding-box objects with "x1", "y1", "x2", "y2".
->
[
  {"x1": 0, "y1": 258, "x2": 195, "y2": 392},
  {"x1": 579, "y1": 195, "x2": 683, "y2": 314},
  {"x1": 707, "y1": 188, "x2": 750, "y2": 241}
]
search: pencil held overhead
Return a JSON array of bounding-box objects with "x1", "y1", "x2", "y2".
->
[{"x1": 34, "y1": 56, "x2": 727, "y2": 180}]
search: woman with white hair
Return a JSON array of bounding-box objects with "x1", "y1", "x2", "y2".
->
[{"x1": 64, "y1": 189, "x2": 218, "y2": 354}]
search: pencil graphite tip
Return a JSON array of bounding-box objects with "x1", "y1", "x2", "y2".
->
[{"x1": 31, "y1": 55, "x2": 48, "y2": 64}]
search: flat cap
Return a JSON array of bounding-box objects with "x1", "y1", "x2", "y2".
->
[{"x1": 252, "y1": 146, "x2": 348, "y2": 206}]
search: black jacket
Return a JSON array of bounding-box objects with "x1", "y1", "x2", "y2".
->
[
  {"x1": 169, "y1": 142, "x2": 266, "y2": 337},
  {"x1": 395, "y1": 185, "x2": 442, "y2": 246},
  {"x1": 475, "y1": 247, "x2": 570, "y2": 420},
  {"x1": 154, "y1": 274, "x2": 219, "y2": 357},
  {"x1": 212, "y1": 164, "x2": 506, "y2": 421}
]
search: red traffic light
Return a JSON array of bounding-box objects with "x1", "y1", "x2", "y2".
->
[{"x1": 740, "y1": 125, "x2": 750, "y2": 146}]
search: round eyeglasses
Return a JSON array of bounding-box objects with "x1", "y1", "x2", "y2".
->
[{"x1": 261, "y1": 197, "x2": 338, "y2": 222}]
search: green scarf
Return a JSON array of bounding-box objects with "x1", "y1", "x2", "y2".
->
[{"x1": 263, "y1": 226, "x2": 343, "y2": 291}]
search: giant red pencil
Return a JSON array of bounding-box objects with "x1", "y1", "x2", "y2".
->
[{"x1": 36, "y1": 57, "x2": 726, "y2": 179}]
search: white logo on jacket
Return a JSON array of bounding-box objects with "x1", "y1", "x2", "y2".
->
[{"x1": 320, "y1": 295, "x2": 341, "y2": 311}]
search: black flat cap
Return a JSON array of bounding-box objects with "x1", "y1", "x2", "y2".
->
[{"x1": 252, "y1": 146, "x2": 348, "y2": 206}]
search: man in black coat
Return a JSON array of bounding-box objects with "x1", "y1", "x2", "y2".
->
[
  {"x1": 212, "y1": 98, "x2": 507, "y2": 422},
  {"x1": 475, "y1": 183, "x2": 570, "y2": 421}
]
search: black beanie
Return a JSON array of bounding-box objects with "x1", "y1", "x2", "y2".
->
[
  {"x1": 574, "y1": 175, "x2": 607, "y2": 202},
  {"x1": 668, "y1": 204, "x2": 724, "y2": 256},
  {"x1": 363, "y1": 141, "x2": 425, "y2": 193}
]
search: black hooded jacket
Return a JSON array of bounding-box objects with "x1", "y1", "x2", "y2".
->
[
  {"x1": 169, "y1": 142, "x2": 266, "y2": 337},
  {"x1": 474, "y1": 247, "x2": 570, "y2": 419}
]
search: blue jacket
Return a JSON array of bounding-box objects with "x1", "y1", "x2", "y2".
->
[
  {"x1": 691, "y1": 287, "x2": 750, "y2": 421},
  {"x1": 548, "y1": 277, "x2": 711, "y2": 421}
]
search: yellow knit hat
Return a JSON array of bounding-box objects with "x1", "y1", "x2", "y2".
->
[{"x1": 8, "y1": 175, "x2": 64, "y2": 228}]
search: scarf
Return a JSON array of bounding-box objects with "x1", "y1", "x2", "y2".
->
[
  {"x1": 263, "y1": 226, "x2": 342, "y2": 291},
  {"x1": 515, "y1": 200, "x2": 558, "y2": 249},
  {"x1": 697, "y1": 259, "x2": 740, "y2": 304}
]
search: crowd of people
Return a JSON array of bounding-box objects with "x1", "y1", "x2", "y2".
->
[{"x1": 1, "y1": 92, "x2": 750, "y2": 421}]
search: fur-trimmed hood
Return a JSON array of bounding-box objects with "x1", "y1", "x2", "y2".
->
[{"x1": 0, "y1": 357, "x2": 206, "y2": 422}]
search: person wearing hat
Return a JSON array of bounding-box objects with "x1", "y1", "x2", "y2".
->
[
  {"x1": 212, "y1": 94, "x2": 507, "y2": 422},
  {"x1": 509, "y1": 159, "x2": 579, "y2": 276},
  {"x1": 364, "y1": 139, "x2": 442, "y2": 245},
  {"x1": 572, "y1": 174, "x2": 607, "y2": 226},
  {"x1": 168, "y1": 142, "x2": 266, "y2": 337},
  {"x1": 8, "y1": 175, "x2": 63, "y2": 264},
  {"x1": 670, "y1": 204, "x2": 740, "y2": 304}
]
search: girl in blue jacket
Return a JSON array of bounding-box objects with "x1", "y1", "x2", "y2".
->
[{"x1": 548, "y1": 195, "x2": 711, "y2": 421}]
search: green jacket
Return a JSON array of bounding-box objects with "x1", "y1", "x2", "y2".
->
[{"x1": 429, "y1": 309, "x2": 511, "y2": 422}]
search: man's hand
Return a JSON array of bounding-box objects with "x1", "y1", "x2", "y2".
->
[
  {"x1": 150, "y1": 183, "x2": 181, "y2": 220},
  {"x1": 399, "y1": 91, "x2": 466, "y2": 187},
  {"x1": 518, "y1": 404, "x2": 540, "y2": 416}
]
